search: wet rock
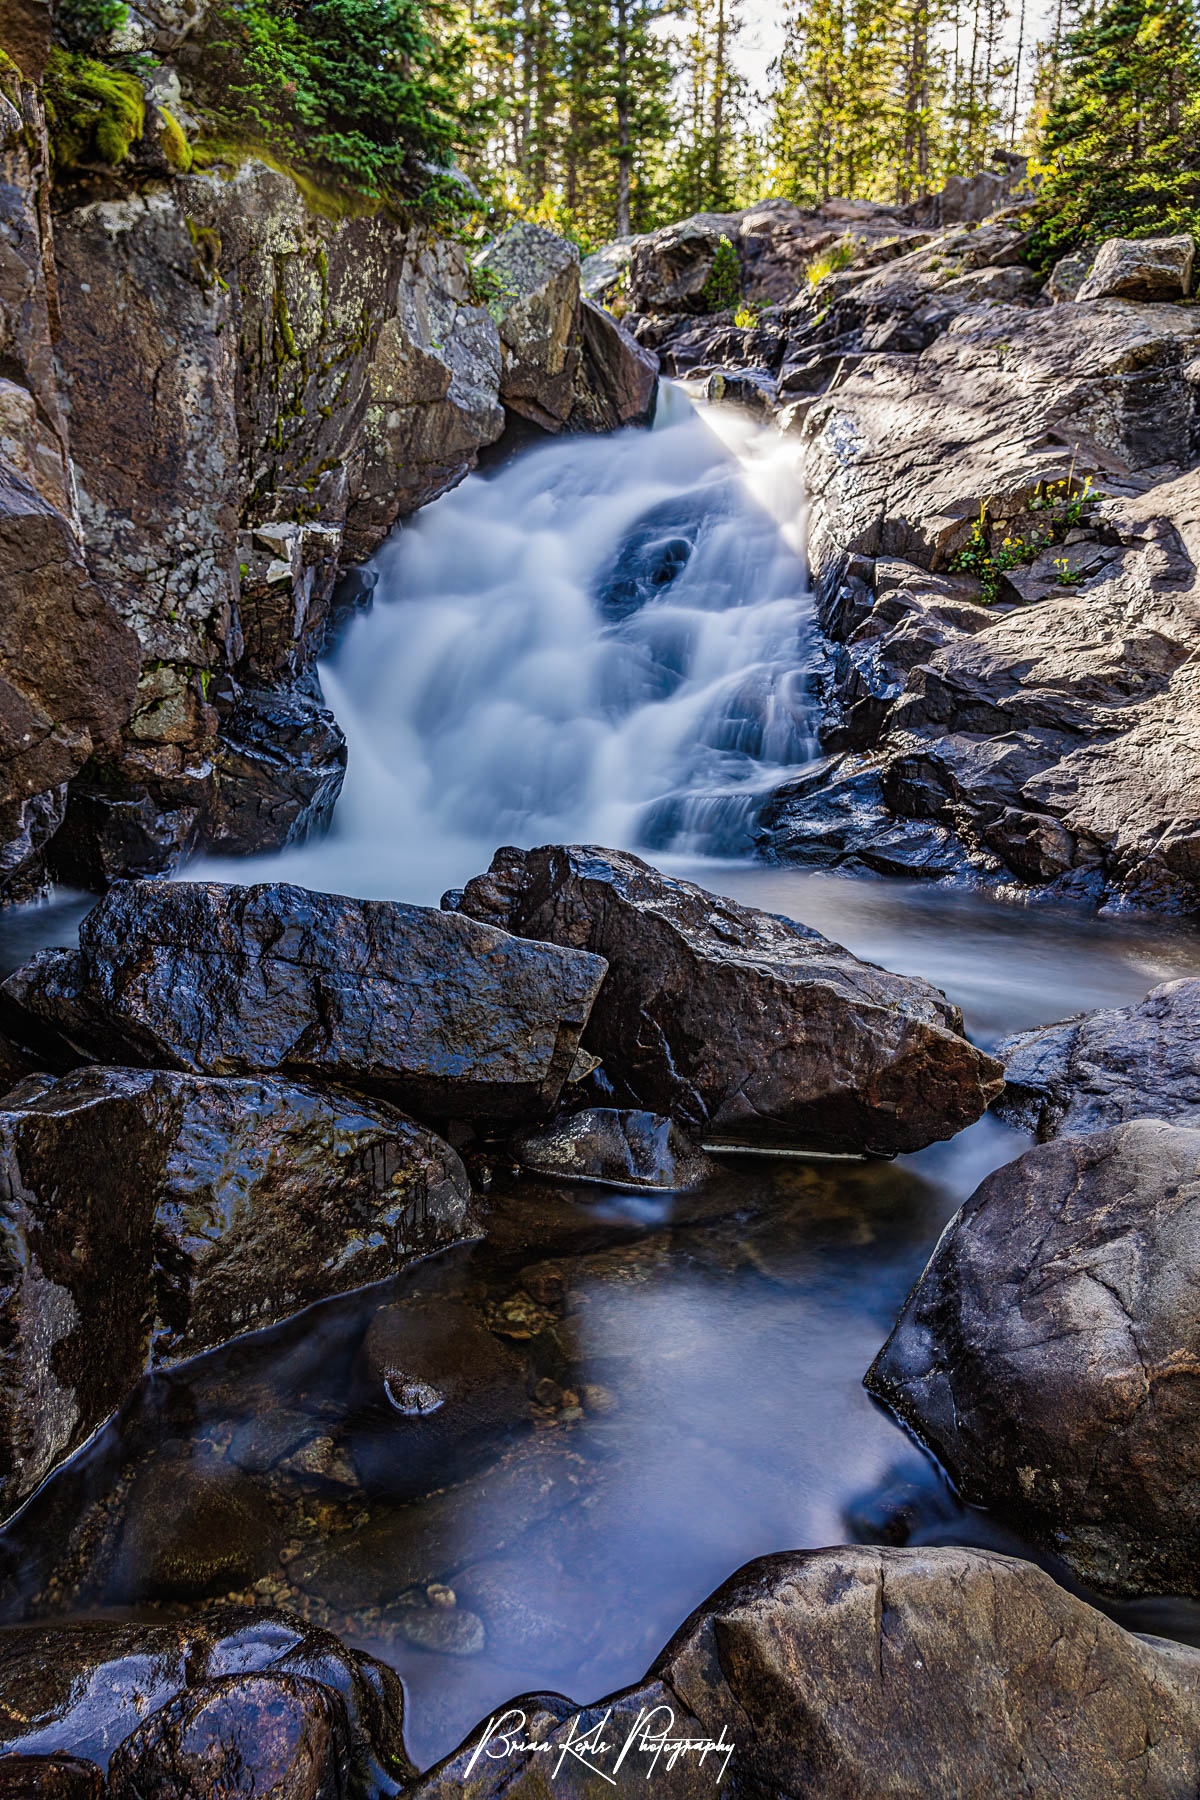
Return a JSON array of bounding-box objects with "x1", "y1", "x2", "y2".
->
[
  {"x1": 567, "y1": 297, "x2": 658, "y2": 432},
  {"x1": 387, "y1": 1601, "x2": 485, "y2": 1657},
  {"x1": 0, "y1": 1757, "x2": 102, "y2": 1800},
  {"x1": 509, "y1": 1107, "x2": 718, "y2": 1189},
  {"x1": 453, "y1": 1555, "x2": 594, "y2": 1666},
  {"x1": 109, "y1": 1454, "x2": 282, "y2": 1602},
  {"x1": 410, "y1": 1545, "x2": 1200, "y2": 1799},
  {"x1": 868, "y1": 1119, "x2": 1200, "y2": 1597},
  {"x1": 0, "y1": 1609, "x2": 411, "y2": 1787},
  {"x1": 449, "y1": 844, "x2": 1002, "y2": 1153},
  {"x1": 352, "y1": 1298, "x2": 530, "y2": 1495},
  {"x1": 996, "y1": 977, "x2": 1200, "y2": 1139},
  {"x1": 1075, "y1": 234, "x2": 1195, "y2": 303},
  {"x1": 475, "y1": 223, "x2": 581, "y2": 431},
  {"x1": 0, "y1": 1063, "x2": 473, "y2": 1523},
  {"x1": 1, "y1": 880, "x2": 607, "y2": 1126},
  {"x1": 107, "y1": 1674, "x2": 347, "y2": 1800},
  {"x1": 293, "y1": 1437, "x2": 595, "y2": 1609}
]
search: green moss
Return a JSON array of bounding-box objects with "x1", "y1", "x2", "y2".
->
[
  {"x1": 44, "y1": 48, "x2": 144, "y2": 170},
  {"x1": 158, "y1": 104, "x2": 193, "y2": 172},
  {"x1": 193, "y1": 138, "x2": 381, "y2": 222}
]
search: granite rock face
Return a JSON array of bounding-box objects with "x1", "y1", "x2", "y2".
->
[
  {"x1": 449, "y1": 844, "x2": 1002, "y2": 1153},
  {"x1": 996, "y1": 977, "x2": 1200, "y2": 1139},
  {"x1": 411, "y1": 1545, "x2": 1200, "y2": 1800},
  {"x1": 0, "y1": 880, "x2": 608, "y2": 1127},
  {"x1": 0, "y1": 1061, "x2": 474, "y2": 1521},
  {"x1": 868, "y1": 1119, "x2": 1200, "y2": 1597}
]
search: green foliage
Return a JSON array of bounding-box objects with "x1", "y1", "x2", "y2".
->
[
  {"x1": 467, "y1": 261, "x2": 517, "y2": 317},
  {"x1": 804, "y1": 234, "x2": 857, "y2": 288},
  {"x1": 950, "y1": 477, "x2": 1104, "y2": 604},
  {"x1": 44, "y1": 47, "x2": 144, "y2": 169},
  {"x1": 56, "y1": 0, "x2": 130, "y2": 49},
  {"x1": 733, "y1": 300, "x2": 759, "y2": 326},
  {"x1": 201, "y1": 0, "x2": 487, "y2": 203},
  {"x1": 1027, "y1": 0, "x2": 1200, "y2": 267},
  {"x1": 701, "y1": 233, "x2": 741, "y2": 309}
]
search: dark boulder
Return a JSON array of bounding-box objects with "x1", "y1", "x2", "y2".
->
[
  {"x1": 410, "y1": 1545, "x2": 1200, "y2": 1800},
  {"x1": 0, "y1": 1064, "x2": 474, "y2": 1522},
  {"x1": 510, "y1": 1107, "x2": 718, "y2": 1189},
  {"x1": 108, "y1": 1454, "x2": 283, "y2": 1603},
  {"x1": 568, "y1": 298, "x2": 658, "y2": 433},
  {"x1": 0, "y1": 881, "x2": 608, "y2": 1126},
  {"x1": 995, "y1": 977, "x2": 1200, "y2": 1139},
  {"x1": 868, "y1": 1119, "x2": 1200, "y2": 1597},
  {"x1": 447, "y1": 845, "x2": 1002, "y2": 1153},
  {"x1": 107, "y1": 1675, "x2": 347, "y2": 1800},
  {"x1": 0, "y1": 1610, "x2": 412, "y2": 1790}
]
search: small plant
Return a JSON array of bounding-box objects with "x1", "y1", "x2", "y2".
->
[
  {"x1": 733, "y1": 301, "x2": 760, "y2": 329},
  {"x1": 702, "y1": 234, "x2": 741, "y2": 311},
  {"x1": 1052, "y1": 557, "x2": 1085, "y2": 586},
  {"x1": 804, "y1": 235, "x2": 856, "y2": 289},
  {"x1": 467, "y1": 262, "x2": 516, "y2": 320},
  {"x1": 950, "y1": 472, "x2": 1107, "y2": 605},
  {"x1": 56, "y1": 0, "x2": 130, "y2": 47}
]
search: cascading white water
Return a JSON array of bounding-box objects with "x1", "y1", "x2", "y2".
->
[{"x1": 202, "y1": 385, "x2": 818, "y2": 904}]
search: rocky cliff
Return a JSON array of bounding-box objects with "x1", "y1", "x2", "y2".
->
[
  {"x1": 0, "y1": 0, "x2": 657, "y2": 901},
  {"x1": 618, "y1": 190, "x2": 1200, "y2": 913}
]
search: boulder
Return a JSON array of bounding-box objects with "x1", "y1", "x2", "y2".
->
[
  {"x1": 108, "y1": 1454, "x2": 283, "y2": 1602},
  {"x1": 626, "y1": 211, "x2": 743, "y2": 313},
  {"x1": 474, "y1": 223, "x2": 581, "y2": 430},
  {"x1": 1075, "y1": 234, "x2": 1195, "y2": 303},
  {"x1": 1, "y1": 880, "x2": 608, "y2": 1125},
  {"x1": 568, "y1": 297, "x2": 658, "y2": 432},
  {"x1": 447, "y1": 844, "x2": 1002, "y2": 1153},
  {"x1": 0, "y1": 1063, "x2": 474, "y2": 1522},
  {"x1": 107, "y1": 1675, "x2": 347, "y2": 1800},
  {"x1": 509, "y1": 1107, "x2": 718, "y2": 1189},
  {"x1": 410, "y1": 1546, "x2": 1200, "y2": 1799},
  {"x1": 867, "y1": 1119, "x2": 1200, "y2": 1597},
  {"x1": 996, "y1": 977, "x2": 1200, "y2": 1139},
  {"x1": 0, "y1": 1610, "x2": 411, "y2": 1789}
]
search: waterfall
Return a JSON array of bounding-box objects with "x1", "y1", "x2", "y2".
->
[{"x1": 202, "y1": 386, "x2": 818, "y2": 904}]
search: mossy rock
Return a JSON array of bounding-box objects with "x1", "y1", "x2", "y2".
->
[{"x1": 44, "y1": 47, "x2": 144, "y2": 169}]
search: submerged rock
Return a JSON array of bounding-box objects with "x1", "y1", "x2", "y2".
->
[
  {"x1": 995, "y1": 977, "x2": 1200, "y2": 1138},
  {"x1": 868, "y1": 1120, "x2": 1200, "y2": 1597},
  {"x1": 1, "y1": 880, "x2": 608, "y2": 1127},
  {"x1": 448, "y1": 844, "x2": 1002, "y2": 1153},
  {"x1": 510, "y1": 1106, "x2": 718, "y2": 1189},
  {"x1": 109, "y1": 1455, "x2": 282, "y2": 1603},
  {"x1": 0, "y1": 1063, "x2": 473, "y2": 1522},
  {"x1": 352, "y1": 1298, "x2": 530, "y2": 1496},
  {"x1": 0, "y1": 1610, "x2": 411, "y2": 1789},
  {"x1": 411, "y1": 1545, "x2": 1200, "y2": 1799}
]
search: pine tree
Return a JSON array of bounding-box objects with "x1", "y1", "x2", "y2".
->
[{"x1": 1029, "y1": 0, "x2": 1200, "y2": 262}]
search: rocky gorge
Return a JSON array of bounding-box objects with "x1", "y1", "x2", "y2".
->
[{"x1": 3, "y1": 0, "x2": 1200, "y2": 1786}]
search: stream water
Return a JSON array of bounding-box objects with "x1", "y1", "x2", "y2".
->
[{"x1": 4, "y1": 395, "x2": 1200, "y2": 1771}]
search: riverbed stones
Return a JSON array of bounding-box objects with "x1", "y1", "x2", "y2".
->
[
  {"x1": 1075, "y1": 233, "x2": 1196, "y2": 303},
  {"x1": 995, "y1": 977, "x2": 1200, "y2": 1138},
  {"x1": 411, "y1": 1545, "x2": 1200, "y2": 1800},
  {"x1": 0, "y1": 1062, "x2": 474, "y2": 1524},
  {"x1": 0, "y1": 880, "x2": 608, "y2": 1126},
  {"x1": 510, "y1": 1106, "x2": 718, "y2": 1189},
  {"x1": 868, "y1": 1119, "x2": 1200, "y2": 1597},
  {"x1": 448, "y1": 844, "x2": 1002, "y2": 1153},
  {"x1": 0, "y1": 1610, "x2": 412, "y2": 1790}
]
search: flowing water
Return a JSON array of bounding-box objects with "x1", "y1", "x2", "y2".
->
[{"x1": 4, "y1": 396, "x2": 1200, "y2": 1771}]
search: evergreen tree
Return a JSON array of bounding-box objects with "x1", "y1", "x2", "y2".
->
[{"x1": 1029, "y1": 0, "x2": 1200, "y2": 261}]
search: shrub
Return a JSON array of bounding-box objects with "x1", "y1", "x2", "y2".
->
[
  {"x1": 701, "y1": 234, "x2": 741, "y2": 311},
  {"x1": 804, "y1": 235, "x2": 856, "y2": 289},
  {"x1": 201, "y1": 0, "x2": 484, "y2": 205}
]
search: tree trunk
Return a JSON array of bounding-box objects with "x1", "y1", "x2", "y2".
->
[{"x1": 616, "y1": 0, "x2": 632, "y2": 233}]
